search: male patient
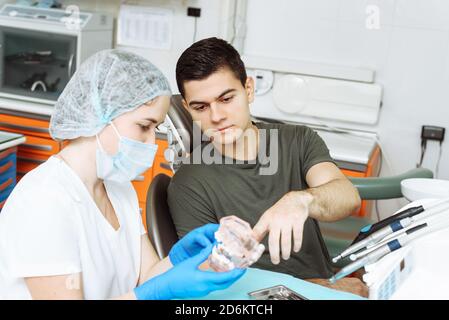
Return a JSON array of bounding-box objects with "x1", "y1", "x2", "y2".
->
[{"x1": 167, "y1": 37, "x2": 367, "y2": 297}]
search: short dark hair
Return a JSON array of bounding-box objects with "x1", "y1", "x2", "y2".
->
[{"x1": 176, "y1": 37, "x2": 247, "y2": 98}]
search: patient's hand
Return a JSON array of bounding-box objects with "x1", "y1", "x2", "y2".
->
[
  {"x1": 253, "y1": 191, "x2": 313, "y2": 265},
  {"x1": 305, "y1": 277, "x2": 369, "y2": 298}
]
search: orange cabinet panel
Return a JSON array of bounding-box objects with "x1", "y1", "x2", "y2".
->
[
  {"x1": 152, "y1": 155, "x2": 173, "y2": 178},
  {"x1": 18, "y1": 135, "x2": 61, "y2": 157},
  {"x1": 0, "y1": 113, "x2": 61, "y2": 183},
  {"x1": 16, "y1": 152, "x2": 48, "y2": 176},
  {"x1": 341, "y1": 169, "x2": 365, "y2": 178},
  {"x1": 131, "y1": 167, "x2": 154, "y2": 203},
  {"x1": 156, "y1": 138, "x2": 168, "y2": 157},
  {"x1": 0, "y1": 113, "x2": 51, "y2": 139}
]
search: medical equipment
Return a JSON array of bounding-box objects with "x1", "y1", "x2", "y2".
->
[
  {"x1": 248, "y1": 285, "x2": 308, "y2": 300},
  {"x1": 401, "y1": 178, "x2": 449, "y2": 201},
  {"x1": 246, "y1": 69, "x2": 273, "y2": 96},
  {"x1": 329, "y1": 211, "x2": 449, "y2": 284},
  {"x1": 363, "y1": 246, "x2": 414, "y2": 300},
  {"x1": 208, "y1": 216, "x2": 265, "y2": 272},
  {"x1": 0, "y1": 4, "x2": 113, "y2": 105},
  {"x1": 333, "y1": 198, "x2": 449, "y2": 263},
  {"x1": 349, "y1": 200, "x2": 449, "y2": 261}
]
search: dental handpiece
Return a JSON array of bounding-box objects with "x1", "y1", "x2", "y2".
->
[
  {"x1": 329, "y1": 216, "x2": 449, "y2": 284},
  {"x1": 350, "y1": 206, "x2": 449, "y2": 261},
  {"x1": 332, "y1": 199, "x2": 449, "y2": 263}
]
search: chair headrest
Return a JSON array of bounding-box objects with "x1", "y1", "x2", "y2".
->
[
  {"x1": 167, "y1": 94, "x2": 194, "y2": 153},
  {"x1": 166, "y1": 94, "x2": 205, "y2": 170}
]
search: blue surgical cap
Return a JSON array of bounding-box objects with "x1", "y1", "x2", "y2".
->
[{"x1": 49, "y1": 49, "x2": 171, "y2": 140}]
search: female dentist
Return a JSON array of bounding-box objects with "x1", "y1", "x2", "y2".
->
[{"x1": 0, "y1": 49, "x2": 245, "y2": 300}]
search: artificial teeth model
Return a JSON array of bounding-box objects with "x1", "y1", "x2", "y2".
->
[{"x1": 208, "y1": 215, "x2": 265, "y2": 272}]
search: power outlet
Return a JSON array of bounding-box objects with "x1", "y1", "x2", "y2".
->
[{"x1": 187, "y1": 7, "x2": 201, "y2": 17}]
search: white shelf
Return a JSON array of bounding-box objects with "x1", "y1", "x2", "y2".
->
[{"x1": 243, "y1": 55, "x2": 375, "y2": 83}]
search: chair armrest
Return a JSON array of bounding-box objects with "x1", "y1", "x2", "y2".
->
[{"x1": 349, "y1": 168, "x2": 433, "y2": 200}]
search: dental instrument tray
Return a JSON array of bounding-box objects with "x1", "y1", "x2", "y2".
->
[{"x1": 248, "y1": 285, "x2": 308, "y2": 300}]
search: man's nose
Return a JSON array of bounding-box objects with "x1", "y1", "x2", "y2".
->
[{"x1": 210, "y1": 103, "x2": 226, "y2": 123}]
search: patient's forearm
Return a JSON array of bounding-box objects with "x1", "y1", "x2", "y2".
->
[
  {"x1": 306, "y1": 277, "x2": 368, "y2": 297},
  {"x1": 296, "y1": 178, "x2": 361, "y2": 222}
]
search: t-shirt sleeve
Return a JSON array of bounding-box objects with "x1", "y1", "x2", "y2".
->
[
  {"x1": 2, "y1": 183, "x2": 81, "y2": 278},
  {"x1": 167, "y1": 174, "x2": 218, "y2": 239},
  {"x1": 298, "y1": 126, "x2": 336, "y2": 177}
]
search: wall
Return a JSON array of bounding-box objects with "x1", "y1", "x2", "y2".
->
[
  {"x1": 0, "y1": 0, "x2": 237, "y2": 90},
  {"x1": 243, "y1": 0, "x2": 449, "y2": 217}
]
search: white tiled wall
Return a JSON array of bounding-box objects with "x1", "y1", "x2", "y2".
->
[{"x1": 244, "y1": 0, "x2": 449, "y2": 217}]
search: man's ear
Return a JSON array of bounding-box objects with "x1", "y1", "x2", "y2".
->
[
  {"x1": 245, "y1": 76, "x2": 255, "y2": 104},
  {"x1": 182, "y1": 98, "x2": 189, "y2": 110}
]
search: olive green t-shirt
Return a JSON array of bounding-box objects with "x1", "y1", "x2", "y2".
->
[{"x1": 167, "y1": 122, "x2": 335, "y2": 279}]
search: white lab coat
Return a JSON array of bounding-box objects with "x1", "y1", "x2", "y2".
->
[{"x1": 0, "y1": 156, "x2": 146, "y2": 299}]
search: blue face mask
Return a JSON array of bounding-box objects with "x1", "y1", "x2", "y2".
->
[{"x1": 96, "y1": 122, "x2": 158, "y2": 183}]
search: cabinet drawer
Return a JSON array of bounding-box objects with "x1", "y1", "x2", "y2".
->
[
  {"x1": 0, "y1": 149, "x2": 17, "y2": 175},
  {"x1": 0, "y1": 114, "x2": 51, "y2": 139},
  {"x1": 0, "y1": 160, "x2": 14, "y2": 175},
  {"x1": 0, "y1": 147, "x2": 17, "y2": 162},
  {"x1": 0, "y1": 185, "x2": 15, "y2": 209},
  {"x1": 0, "y1": 170, "x2": 15, "y2": 193},
  {"x1": 16, "y1": 152, "x2": 48, "y2": 176},
  {"x1": 18, "y1": 135, "x2": 60, "y2": 157}
]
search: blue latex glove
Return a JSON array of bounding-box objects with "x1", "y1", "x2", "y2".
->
[
  {"x1": 169, "y1": 223, "x2": 219, "y2": 265},
  {"x1": 134, "y1": 244, "x2": 246, "y2": 300}
]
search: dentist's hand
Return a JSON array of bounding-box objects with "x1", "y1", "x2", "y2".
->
[
  {"x1": 253, "y1": 191, "x2": 313, "y2": 264},
  {"x1": 134, "y1": 244, "x2": 246, "y2": 300},
  {"x1": 169, "y1": 224, "x2": 219, "y2": 265}
]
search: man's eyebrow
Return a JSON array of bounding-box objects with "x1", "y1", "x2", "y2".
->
[
  {"x1": 188, "y1": 89, "x2": 237, "y2": 107},
  {"x1": 217, "y1": 88, "x2": 237, "y2": 98}
]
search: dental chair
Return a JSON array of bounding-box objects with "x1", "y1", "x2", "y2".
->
[
  {"x1": 146, "y1": 172, "x2": 176, "y2": 259},
  {"x1": 145, "y1": 94, "x2": 434, "y2": 264},
  {"x1": 145, "y1": 94, "x2": 195, "y2": 259}
]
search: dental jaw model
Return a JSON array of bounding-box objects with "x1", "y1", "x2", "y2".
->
[{"x1": 208, "y1": 216, "x2": 265, "y2": 272}]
